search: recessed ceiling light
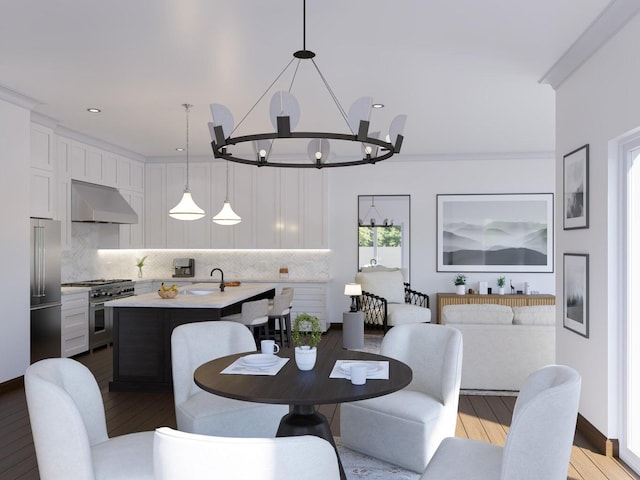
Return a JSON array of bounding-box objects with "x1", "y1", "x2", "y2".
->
[
  {"x1": 176, "y1": 147, "x2": 185, "y2": 152},
  {"x1": 87, "y1": 108, "x2": 101, "y2": 113},
  {"x1": 372, "y1": 103, "x2": 384, "y2": 109}
]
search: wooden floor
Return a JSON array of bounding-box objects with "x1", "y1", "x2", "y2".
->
[{"x1": 1, "y1": 327, "x2": 638, "y2": 479}]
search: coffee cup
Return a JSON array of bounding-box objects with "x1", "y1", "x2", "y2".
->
[
  {"x1": 350, "y1": 363, "x2": 368, "y2": 385},
  {"x1": 261, "y1": 339, "x2": 280, "y2": 355}
]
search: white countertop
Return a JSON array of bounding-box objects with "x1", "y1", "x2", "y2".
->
[
  {"x1": 104, "y1": 283, "x2": 277, "y2": 309},
  {"x1": 134, "y1": 277, "x2": 328, "y2": 284}
]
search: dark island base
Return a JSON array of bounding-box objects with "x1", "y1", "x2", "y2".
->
[{"x1": 108, "y1": 288, "x2": 275, "y2": 392}]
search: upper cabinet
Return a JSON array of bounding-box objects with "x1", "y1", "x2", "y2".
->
[
  {"x1": 30, "y1": 124, "x2": 56, "y2": 219},
  {"x1": 144, "y1": 161, "x2": 327, "y2": 249}
]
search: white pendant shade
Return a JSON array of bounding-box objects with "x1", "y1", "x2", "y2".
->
[
  {"x1": 169, "y1": 190, "x2": 205, "y2": 220},
  {"x1": 213, "y1": 201, "x2": 242, "y2": 225}
]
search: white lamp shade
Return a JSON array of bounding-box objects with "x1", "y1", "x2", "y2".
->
[
  {"x1": 213, "y1": 201, "x2": 242, "y2": 225},
  {"x1": 344, "y1": 283, "x2": 362, "y2": 296},
  {"x1": 169, "y1": 191, "x2": 205, "y2": 220}
]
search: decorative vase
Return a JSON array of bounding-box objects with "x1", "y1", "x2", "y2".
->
[
  {"x1": 294, "y1": 346, "x2": 317, "y2": 371},
  {"x1": 498, "y1": 287, "x2": 505, "y2": 295},
  {"x1": 137, "y1": 266, "x2": 143, "y2": 278},
  {"x1": 455, "y1": 284, "x2": 465, "y2": 295}
]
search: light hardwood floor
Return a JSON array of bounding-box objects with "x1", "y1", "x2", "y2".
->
[{"x1": 1, "y1": 328, "x2": 638, "y2": 479}]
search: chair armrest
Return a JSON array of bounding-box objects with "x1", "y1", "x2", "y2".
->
[
  {"x1": 359, "y1": 291, "x2": 388, "y2": 328},
  {"x1": 404, "y1": 283, "x2": 430, "y2": 308}
]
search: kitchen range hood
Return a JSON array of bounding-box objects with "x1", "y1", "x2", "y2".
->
[{"x1": 71, "y1": 180, "x2": 138, "y2": 224}]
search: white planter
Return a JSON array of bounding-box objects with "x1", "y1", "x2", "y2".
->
[
  {"x1": 498, "y1": 287, "x2": 505, "y2": 295},
  {"x1": 294, "y1": 346, "x2": 317, "y2": 371},
  {"x1": 455, "y1": 284, "x2": 466, "y2": 295}
]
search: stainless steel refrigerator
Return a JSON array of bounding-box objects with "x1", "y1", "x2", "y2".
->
[{"x1": 30, "y1": 218, "x2": 62, "y2": 363}]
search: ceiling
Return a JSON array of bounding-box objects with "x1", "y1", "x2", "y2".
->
[{"x1": 0, "y1": 0, "x2": 611, "y2": 160}]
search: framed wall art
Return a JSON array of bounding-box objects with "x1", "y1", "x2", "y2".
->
[
  {"x1": 563, "y1": 253, "x2": 589, "y2": 338},
  {"x1": 436, "y1": 193, "x2": 554, "y2": 273},
  {"x1": 563, "y1": 144, "x2": 589, "y2": 230}
]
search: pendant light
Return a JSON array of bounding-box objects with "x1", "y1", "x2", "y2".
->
[
  {"x1": 169, "y1": 104, "x2": 205, "y2": 221},
  {"x1": 213, "y1": 161, "x2": 242, "y2": 225}
]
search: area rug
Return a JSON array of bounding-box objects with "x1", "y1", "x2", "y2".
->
[{"x1": 336, "y1": 437, "x2": 420, "y2": 480}]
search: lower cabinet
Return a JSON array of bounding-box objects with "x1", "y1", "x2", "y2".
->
[
  {"x1": 61, "y1": 291, "x2": 89, "y2": 357},
  {"x1": 284, "y1": 282, "x2": 328, "y2": 332}
]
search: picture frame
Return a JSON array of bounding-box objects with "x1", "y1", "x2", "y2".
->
[
  {"x1": 563, "y1": 144, "x2": 589, "y2": 230},
  {"x1": 436, "y1": 193, "x2": 554, "y2": 273},
  {"x1": 563, "y1": 253, "x2": 589, "y2": 338}
]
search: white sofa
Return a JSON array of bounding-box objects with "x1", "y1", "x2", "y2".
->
[{"x1": 441, "y1": 304, "x2": 555, "y2": 391}]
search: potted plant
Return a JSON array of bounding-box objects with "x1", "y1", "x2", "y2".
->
[
  {"x1": 135, "y1": 255, "x2": 148, "y2": 278},
  {"x1": 497, "y1": 276, "x2": 506, "y2": 295},
  {"x1": 454, "y1": 274, "x2": 467, "y2": 295},
  {"x1": 292, "y1": 313, "x2": 322, "y2": 370}
]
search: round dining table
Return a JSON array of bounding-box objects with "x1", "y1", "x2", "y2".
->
[{"x1": 194, "y1": 346, "x2": 412, "y2": 480}]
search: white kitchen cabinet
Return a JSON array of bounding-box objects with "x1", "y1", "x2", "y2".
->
[
  {"x1": 30, "y1": 124, "x2": 56, "y2": 219},
  {"x1": 117, "y1": 157, "x2": 145, "y2": 192},
  {"x1": 103, "y1": 153, "x2": 118, "y2": 187},
  {"x1": 280, "y1": 169, "x2": 302, "y2": 248},
  {"x1": 57, "y1": 137, "x2": 72, "y2": 250},
  {"x1": 144, "y1": 163, "x2": 167, "y2": 248},
  {"x1": 302, "y1": 169, "x2": 327, "y2": 248},
  {"x1": 119, "y1": 189, "x2": 144, "y2": 248},
  {"x1": 229, "y1": 163, "x2": 255, "y2": 248},
  {"x1": 255, "y1": 167, "x2": 280, "y2": 248},
  {"x1": 134, "y1": 280, "x2": 154, "y2": 295},
  {"x1": 61, "y1": 291, "x2": 89, "y2": 357},
  {"x1": 284, "y1": 283, "x2": 328, "y2": 332}
]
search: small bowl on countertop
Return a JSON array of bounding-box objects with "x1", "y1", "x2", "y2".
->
[{"x1": 158, "y1": 289, "x2": 178, "y2": 299}]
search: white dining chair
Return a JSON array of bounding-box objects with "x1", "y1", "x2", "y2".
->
[
  {"x1": 340, "y1": 323, "x2": 463, "y2": 473},
  {"x1": 420, "y1": 364, "x2": 581, "y2": 480},
  {"x1": 153, "y1": 427, "x2": 340, "y2": 480},
  {"x1": 25, "y1": 358, "x2": 154, "y2": 480},
  {"x1": 171, "y1": 321, "x2": 288, "y2": 438},
  {"x1": 220, "y1": 298, "x2": 270, "y2": 344}
]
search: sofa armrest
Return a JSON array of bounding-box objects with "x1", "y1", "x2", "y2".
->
[
  {"x1": 359, "y1": 291, "x2": 388, "y2": 328},
  {"x1": 404, "y1": 283, "x2": 429, "y2": 308}
]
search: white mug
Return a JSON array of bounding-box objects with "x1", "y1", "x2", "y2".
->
[
  {"x1": 350, "y1": 363, "x2": 368, "y2": 385},
  {"x1": 261, "y1": 339, "x2": 280, "y2": 355}
]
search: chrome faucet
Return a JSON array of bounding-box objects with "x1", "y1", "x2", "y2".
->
[{"x1": 210, "y1": 268, "x2": 225, "y2": 292}]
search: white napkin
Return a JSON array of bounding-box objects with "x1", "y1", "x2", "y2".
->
[
  {"x1": 221, "y1": 356, "x2": 289, "y2": 376},
  {"x1": 329, "y1": 360, "x2": 389, "y2": 380}
]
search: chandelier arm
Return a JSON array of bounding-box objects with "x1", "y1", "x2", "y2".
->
[
  {"x1": 310, "y1": 58, "x2": 351, "y2": 132},
  {"x1": 231, "y1": 57, "x2": 297, "y2": 135},
  {"x1": 288, "y1": 59, "x2": 302, "y2": 94}
]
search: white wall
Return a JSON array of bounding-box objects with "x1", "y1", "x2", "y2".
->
[
  {"x1": 555, "y1": 12, "x2": 640, "y2": 438},
  {"x1": 0, "y1": 97, "x2": 31, "y2": 383},
  {"x1": 326, "y1": 155, "x2": 556, "y2": 323}
]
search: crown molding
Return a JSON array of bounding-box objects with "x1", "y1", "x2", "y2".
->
[
  {"x1": 55, "y1": 125, "x2": 146, "y2": 162},
  {"x1": 540, "y1": 0, "x2": 640, "y2": 90},
  {"x1": 0, "y1": 84, "x2": 41, "y2": 110}
]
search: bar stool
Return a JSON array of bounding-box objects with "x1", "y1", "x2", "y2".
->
[
  {"x1": 221, "y1": 299, "x2": 269, "y2": 346},
  {"x1": 268, "y1": 292, "x2": 294, "y2": 347}
]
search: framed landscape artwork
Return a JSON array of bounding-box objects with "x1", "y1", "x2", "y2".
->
[
  {"x1": 563, "y1": 144, "x2": 589, "y2": 230},
  {"x1": 563, "y1": 253, "x2": 589, "y2": 338},
  {"x1": 436, "y1": 193, "x2": 554, "y2": 273}
]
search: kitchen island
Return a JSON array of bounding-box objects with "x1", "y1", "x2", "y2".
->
[{"x1": 105, "y1": 283, "x2": 276, "y2": 392}]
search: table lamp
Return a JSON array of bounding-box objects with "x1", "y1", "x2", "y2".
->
[{"x1": 344, "y1": 283, "x2": 362, "y2": 312}]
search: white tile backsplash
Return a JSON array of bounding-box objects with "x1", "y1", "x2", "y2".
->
[{"x1": 62, "y1": 223, "x2": 330, "y2": 282}]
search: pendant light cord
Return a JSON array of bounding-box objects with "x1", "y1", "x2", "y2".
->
[
  {"x1": 183, "y1": 103, "x2": 192, "y2": 191},
  {"x1": 225, "y1": 161, "x2": 230, "y2": 202}
]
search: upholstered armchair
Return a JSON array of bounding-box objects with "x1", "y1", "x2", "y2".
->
[
  {"x1": 171, "y1": 321, "x2": 288, "y2": 438},
  {"x1": 340, "y1": 323, "x2": 463, "y2": 473},
  {"x1": 420, "y1": 365, "x2": 581, "y2": 480},
  {"x1": 355, "y1": 268, "x2": 430, "y2": 330},
  {"x1": 153, "y1": 427, "x2": 340, "y2": 480},
  {"x1": 24, "y1": 358, "x2": 154, "y2": 480}
]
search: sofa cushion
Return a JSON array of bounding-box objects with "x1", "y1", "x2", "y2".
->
[
  {"x1": 355, "y1": 270, "x2": 405, "y2": 304},
  {"x1": 388, "y1": 303, "x2": 431, "y2": 326},
  {"x1": 512, "y1": 305, "x2": 556, "y2": 325},
  {"x1": 441, "y1": 304, "x2": 513, "y2": 325}
]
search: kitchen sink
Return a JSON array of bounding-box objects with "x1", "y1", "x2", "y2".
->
[{"x1": 184, "y1": 289, "x2": 216, "y2": 295}]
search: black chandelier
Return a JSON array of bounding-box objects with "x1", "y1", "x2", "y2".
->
[{"x1": 208, "y1": 0, "x2": 406, "y2": 169}]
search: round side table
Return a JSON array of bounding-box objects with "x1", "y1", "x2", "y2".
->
[{"x1": 342, "y1": 310, "x2": 364, "y2": 349}]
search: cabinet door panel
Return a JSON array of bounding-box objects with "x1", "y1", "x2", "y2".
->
[
  {"x1": 230, "y1": 164, "x2": 255, "y2": 248},
  {"x1": 255, "y1": 168, "x2": 280, "y2": 248},
  {"x1": 144, "y1": 164, "x2": 167, "y2": 248},
  {"x1": 280, "y1": 169, "x2": 302, "y2": 248}
]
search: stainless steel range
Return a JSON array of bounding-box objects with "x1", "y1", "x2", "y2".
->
[{"x1": 62, "y1": 279, "x2": 135, "y2": 350}]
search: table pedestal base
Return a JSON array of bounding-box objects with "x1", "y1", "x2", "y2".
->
[{"x1": 277, "y1": 404, "x2": 346, "y2": 480}]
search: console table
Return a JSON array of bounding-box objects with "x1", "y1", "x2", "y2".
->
[{"x1": 435, "y1": 292, "x2": 555, "y2": 324}]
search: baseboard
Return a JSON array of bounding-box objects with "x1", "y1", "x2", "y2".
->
[
  {"x1": 0, "y1": 375, "x2": 24, "y2": 394},
  {"x1": 577, "y1": 413, "x2": 619, "y2": 457},
  {"x1": 330, "y1": 322, "x2": 343, "y2": 330}
]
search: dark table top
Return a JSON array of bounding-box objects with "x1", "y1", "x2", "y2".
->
[{"x1": 194, "y1": 347, "x2": 413, "y2": 406}]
